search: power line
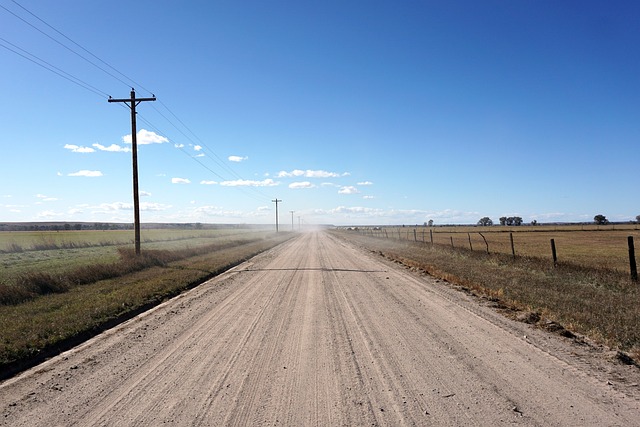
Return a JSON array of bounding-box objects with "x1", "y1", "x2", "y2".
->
[
  {"x1": 0, "y1": 2, "x2": 132, "y2": 92},
  {"x1": 10, "y1": 0, "x2": 154, "y2": 96},
  {"x1": 0, "y1": 37, "x2": 109, "y2": 98}
]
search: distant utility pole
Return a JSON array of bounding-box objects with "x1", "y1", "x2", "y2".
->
[
  {"x1": 108, "y1": 89, "x2": 156, "y2": 255},
  {"x1": 298, "y1": 216, "x2": 301, "y2": 231},
  {"x1": 290, "y1": 211, "x2": 295, "y2": 231},
  {"x1": 272, "y1": 199, "x2": 282, "y2": 232}
]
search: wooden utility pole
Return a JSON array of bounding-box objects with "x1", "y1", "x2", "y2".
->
[
  {"x1": 108, "y1": 89, "x2": 156, "y2": 255},
  {"x1": 290, "y1": 211, "x2": 295, "y2": 231},
  {"x1": 272, "y1": 199, "x2": 282, "y2": 232}
]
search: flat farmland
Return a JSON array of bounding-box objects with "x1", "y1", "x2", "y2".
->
[{"x1": 365, "y1": 224, "x2": 640, "y2": 273}]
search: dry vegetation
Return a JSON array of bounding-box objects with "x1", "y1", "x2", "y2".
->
[
  {"x1": 0, "y1": 229, "x2": 293, "y2": 378},
  {"x1": 332, "y1": 227, "x2": 640, "y2": 361}
]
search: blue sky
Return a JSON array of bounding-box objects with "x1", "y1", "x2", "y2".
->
[{"x1": 1, "y1": 1, "x2": 638, "y2": 226}]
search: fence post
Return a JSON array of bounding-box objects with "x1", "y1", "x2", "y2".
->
[
  {"x1": 550, "y1": 238, "x2": 558, "y2": 267},
  {"x1": 384, "y1": 229, "x2": 388, "y2": 238},
  {"x1": 629, "y1": 236, "x2": 638, "y2": 282},
  {"x1": 510, "y1": 232, "x2": 515, "y2": 259},
  {"x1": 450, "y1": 236, "x2": 454, "y2": 248},
  {"x1": 413, "y1": 229, "x2": 417, "y2": 242},
  {"x1": 468, "y1": 233, "x2": 473, "y2": 251},
  {"x1": 430, "y1": 229, "x2": 433, "y2": 247},
  {"x1": 478, "y1": 232, "x2": 489, "y2": 254}
]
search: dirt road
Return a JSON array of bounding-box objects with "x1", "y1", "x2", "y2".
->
[{"x1": 1, "y1": 231, "x2": 639, "y2": 426}]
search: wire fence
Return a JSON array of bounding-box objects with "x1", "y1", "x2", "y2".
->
[{"x1": 343, "y1": 225, "x2": 640, "y2": 281}]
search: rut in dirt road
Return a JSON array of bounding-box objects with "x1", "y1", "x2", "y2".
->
[{"x1": 1, "y1": 231, "x2": 639, "y2": 426}]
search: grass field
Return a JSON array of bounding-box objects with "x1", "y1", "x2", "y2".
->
[
  {"x1": 0, "y1": 228, "x2": 268, "y2": 287},
  {"x1": 0, "y1": 227, "x2": 292, "y2": 377},
  {"x1": 355, "y1": 224, "x2": 640, "y2": 274},
  {"x1": 333, "y1": 226, "x2": 640, "y2": 361}
]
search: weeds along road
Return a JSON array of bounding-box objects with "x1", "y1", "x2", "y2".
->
[{"x1": 1, "y1": 231, "x2": 639, "y2": 426}]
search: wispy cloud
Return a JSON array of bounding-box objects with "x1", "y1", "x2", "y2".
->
[
  {"x1": 200, "y1": 180, "x2": 218, "y2": 185},
  {"x1": 363, "y1": 195, "x2": 374, "y2": 199},
  {"x1": 338, "y1": 186, "x2": 360, "y2": 194},
  {"x1": 95, "y1": 202, "x2": 171, "y2": 212},
  {"x1": 277, "y1": 169, "x2": 349, "y2": 178},
  {"x1": 172, "y1": 177, "x2": 191, "y2": 184},
  {"x1": 194, "y1": 145, "x2": 202, "y2": 151},
  {"x1": 68, "y1": 170, "x2": 103, "y2": 177},
  {"x1": 35, "y1": 194, "x2": 58, "y2": 202},
  {"x1": 140, "y1": 191, "x2": 152, "y2": 197},
  {"x1": 357, "y1": 181, "x2": 373, "y2": 186},
  {"x1": 289, "y1": 181, "x2": 315, "y2": 189},
  {"x1": 93, "y1": 143, "x2": 130, "y2": 153},
  {"x1": 220, "y1": 178, "x2": 279, "y2": 187},
  {"x1": 122, "y1": 129, "x2": 169, "y2": 145},
  {"x1": 64, "y1": 144, "x2": 95, "y2": 153},
  {"x1": 229, "y1": 155, "x2": 248, "y2": 162}
]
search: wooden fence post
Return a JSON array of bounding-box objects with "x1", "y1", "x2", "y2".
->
[
  {"x1": 629, "y1": 236, "x2": 638, "y2": 282},
  {"x1": 450, "y1": 236, "x2": 454, "y2": 248},
  {"x1": 550, "y1": 238, "x2": 558, "y2": 267},
  {"x1": 384, "y1": 229, "x2": 388, "y2": 238},
  {"x1": 478, "y1": 233, "x2": 489, "y2": 254},
  {"x1": 430, "y1": 229, "x2": 433, "y2": 247},
  {"x1": 413, "y1": 229, "x2": 417, "y2": 242},
  {"x1": 510, "y1": 232, "x2": 515, "y2": 259},
  {"x1": 468, "y1": 233, "x2": 473, "y2": 251}
]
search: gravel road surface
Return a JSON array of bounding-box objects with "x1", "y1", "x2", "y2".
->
[{"x1": 1, "y1": 231, "x2": 639, "y2": 426}]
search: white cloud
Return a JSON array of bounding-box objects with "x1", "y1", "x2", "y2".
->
[
  {"x1": 140, "y1": 191, "x2": 152, "y2": 197},
  {"x1": 338, "y1": 186, "x2": 360, "y2": 194},
  {"x1": 68, "y1": 170, "x2": 103, "y2": 177},
  {"x1": 277, "y1": 169, "x2": 349, "y2": 178},
  {"x1": 174, "y1": 143, "x2": 184, "y2": 148},
  {"x1": 229, "y1": 155, "x2": 248, "y2": 162},
  {"x1": 93, "y1": 143, "x2": 131, "y2": 153},
  {"x1": 357, "y1": 181, "x2": 373, "y2": 186},
  {"x1": 289, "y1": 181, "x2": 315, "y2": 189},
  {"x1": 172, "y1": 177, "x2": 191, "y2": 184},
  {"x1": 64, "y1": 144, "x2": 95, "y2": 153},
  {"x1": 200, "y1": 180, "x2": 218, "y2": 185},
  {"x1": 363, "y1": 195, "x2": 374, "y2": 199},
  {"x1": 35, "y1": 194, "x2": 58, "y2": 202},
  {"x1": 122, "y1": 129, "x2": 169, "y2": 145},
  {"x1": 194, "y1": 145, "x2": 202, "y2": 151},
  {"x1": 220, "y1": 178, "x2": 279, "y2": 187},
  {"x1": 98, "y1": 202, "x2": 132, "y2": 211},
  {"x1": 36, "y1": 210, "x2": 61, "y2": 218},
  {"x1": 140, "y1": 202, "x2": 171, "y2": 211},
  {"x1": 195, "y1": 153, "x2": 205, "y2": 158}
]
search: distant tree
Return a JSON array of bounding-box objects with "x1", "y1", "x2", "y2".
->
[
  {"x1": 531, "y1": 220, "x2": 538, "y2": 226},
  {"x1": 477, "y1": 217, "x2": 493, "y2": 226},
  {"x1": 428, "y1": 219, "x2": 434, "y2": 227},
  {"x1": 64, "y1": 223, "x2": 71, "y2": 231},
  {"x1": 512, "y1": 216, "x2": 523, "y2": 226},
  {"x1": 499, "y1": 217, "x2": 507, "y2": 226},
  {"x1": 594, "y1": 214, "x2": 608, "y2": 225},
  {"x1": 636, "y1": 215, "x2": 640, "y2": 224},
  {"x1": 73, "y1": 223, "x2": 82, "y2": 230}
]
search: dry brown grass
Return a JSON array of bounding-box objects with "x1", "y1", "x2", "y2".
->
[{"x1": 334, "y1": 230, "x2": 640, "y2": 360}]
